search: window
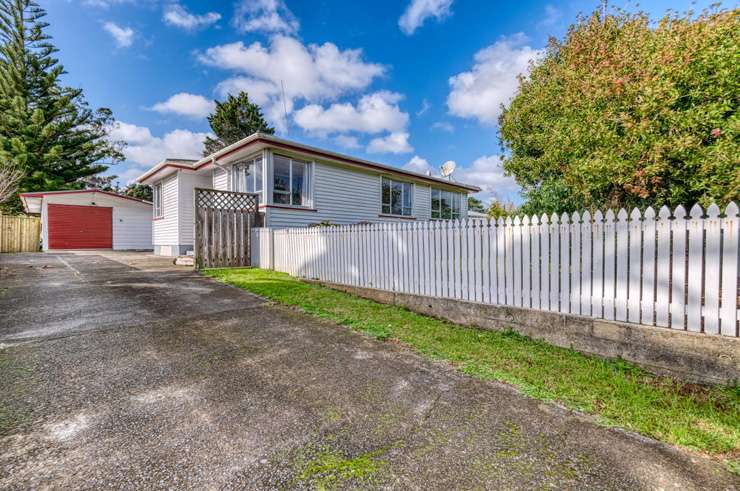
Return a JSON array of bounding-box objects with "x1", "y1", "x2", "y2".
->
[
  {"x1": 273, "y1": 155, "x2": 309, "y2": 206},
  {"x1": 381, "y1": 177, "x2": 413, "y2": 216},
  {"x1": 153, "y1": 182, "x2": 163, "y2": 218},
  {"x1": 431, "y1": 188, "x2": 461, "y2": 219},
  {"x1": 232, "y1": 158, "x2": 263, "y2": 200}
]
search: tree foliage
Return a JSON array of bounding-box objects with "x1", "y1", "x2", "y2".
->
[
  {"x1": 486, "y1": 199, "x2": 517, "y2": 220},
  {"x1": 0, "y1": 0, "x2": 123, "y2": 212},
  {"x1": 467, "y1": 196, "x2": 485, "y2": 213},
  {"x1": 203, "y1": 92, "x2": 275, "y2": 156},
  {"x1": 124, "y1": 183, "x2": 152, "y2": 202},
  {"x1": 499, "y1": 7, "x2": 739, "y2": 214}
]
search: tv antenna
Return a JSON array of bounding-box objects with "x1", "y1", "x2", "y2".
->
[
  {"x1": 440, "y1": 160, "x2": 456, "y2": 180},
  {"x1": 280, "y1": 80, "x2": 289, "y2": 134}
]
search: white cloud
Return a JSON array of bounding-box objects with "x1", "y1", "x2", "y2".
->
[
  {"x1": 200, "y1": 36, "x2": 385, "y2": 131},
  {"x1": 367, "y1": 132, "x2": 413, "y2": 154},
  {"x1": 456, "y1": 155, "x2": 521, "y2": 203},
  {"x1": 103, "y1": 21, "x2": 134, "y2": 48},
  {"x1": 431, "y1": 121, "x2": 454, "y2": 133},
  {"x1": 416, "y1": 98, "x2": 431, "y2": 116},
  {"x1": 163, "y1": 3, "x2": 221, "y2": 30},
  {"x1": 539, "y1": 4, "x2": 561, "y2": 27},
  {"x1": 399, "y1": 0, "x2": 453, "y2": 35},
  {"x1": 233, "y1": 0, "x2": 299, "y2": 35},
  {"x1": 334, "y1": 135, "x2": 361, "y2": 150},
  {"x1": 404, "y1": 155, "x2": 433, "y2": 174},
  {"x1": 108, "y1": 121, "x2": 210, "y2": 167},
  {"x1": 293, "y1": 91, "x2": 408, "y2": 136},
  {"x1": 447, "y1": 33, "x2": 543, "y2": 124},
  {"x1": 151, "y1": 93, "x2": 215, "y2": 118}
]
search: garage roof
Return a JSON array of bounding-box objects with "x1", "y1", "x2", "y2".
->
[{"x1": 19, "y1": 190, "x2": 152, "y2": 214}]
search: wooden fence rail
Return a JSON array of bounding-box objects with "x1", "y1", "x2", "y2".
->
[
  {"x1": 263, "y1": 202, "x2": 740, "y2": 337},
  {"x1": 0, "y1": 214, "x2": 41, "y2": 253}
]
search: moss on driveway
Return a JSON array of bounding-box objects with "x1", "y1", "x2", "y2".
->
[{"x1": 205, "y1": 268, "x2": 740, "y2": 469}]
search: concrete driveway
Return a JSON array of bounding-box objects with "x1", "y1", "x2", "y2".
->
[{"x1": 0, "y1": 251, "x2": 736, "y2": 490}]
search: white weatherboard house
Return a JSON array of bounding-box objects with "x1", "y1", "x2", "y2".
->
[
  {"x1": 137, "y1": 133, "x2": 480, "y2": 257},
  {"x1": 20, "y1": 190, "x2": 153, "y2": 251}
]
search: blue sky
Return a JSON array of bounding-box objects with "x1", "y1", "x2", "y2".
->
[{"x1": 45, "y1": 0, "x2": 719, "y2": 203}]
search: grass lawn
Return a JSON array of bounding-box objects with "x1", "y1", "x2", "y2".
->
[{"x1": 205, "y1": 268, "x2": 739, "y2": 469}]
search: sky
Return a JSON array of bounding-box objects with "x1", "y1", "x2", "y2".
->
[{"x1": 44, "y1": 0, "x2": 720, "y2": 203}]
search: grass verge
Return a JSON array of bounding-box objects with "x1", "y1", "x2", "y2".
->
[{"x1": 204, "y1": 268, "x2": 739, "y2": 468}]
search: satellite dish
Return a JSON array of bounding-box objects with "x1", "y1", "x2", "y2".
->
[{"x1": 440, "y1": 160, "x2": 456, "y2": 178}]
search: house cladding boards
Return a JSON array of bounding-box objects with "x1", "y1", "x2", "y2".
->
[
  {"x1": 153, "y1": 173, "x2": 179, "y2": 251},
  {"x1": 213, "y1": 167, "x2": 228, "y2": 191},
  {"x1": 178, "y1": 172, "x2": 212, "y2": 245},
  {"x1": 264, "y1": 150, "x2": 467, "y2": 228}
]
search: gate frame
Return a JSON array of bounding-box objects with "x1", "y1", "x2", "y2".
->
[{"x1": 193, "y1": 187, "x2": 261, "y2": 269}]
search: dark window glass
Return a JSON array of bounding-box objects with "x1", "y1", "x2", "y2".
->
[
  {"x1": 402, "y1": 183, "x2": 412, "y2": 215},
  {"x1": 291, "y1": 161, "x2": 304, "y2": 206},
  {"x1": 273, "y1": 156, "x2": 291, "y2": 204},
  {"x1": 391, "y1": 181, "x2": 402, "y2": 215},
  {"x1": 382, "y1": 178, "x2": 390, "y2": 207},
  {"x1": 441, "y1": 192, "x2": 452, "y2": 219}
]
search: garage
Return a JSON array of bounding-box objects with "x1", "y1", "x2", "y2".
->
[{"x1": 20, "y1": 190, "x2": 153, "y2": 251}]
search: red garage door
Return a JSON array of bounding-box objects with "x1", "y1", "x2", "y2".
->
[{"x1": 48, "y1": 204, "x2": 112, "y2": 249}]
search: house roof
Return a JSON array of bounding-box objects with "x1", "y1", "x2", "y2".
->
[
  {"x1": 136, "y1": 133, "x2": 481, "y2": 192},
  {"x1": 19, "y1": 189, "x2": 152, "y2": 214}
]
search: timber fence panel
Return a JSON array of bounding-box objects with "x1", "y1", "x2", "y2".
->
[{"x1": 0, "y1": 215, "x2": 41, "y2": 253}]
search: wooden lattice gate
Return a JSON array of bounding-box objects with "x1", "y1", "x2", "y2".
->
[{"x1": 194, "y1": 188, "x2": 261, "y2": 269}]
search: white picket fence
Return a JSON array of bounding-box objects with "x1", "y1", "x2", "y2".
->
[{"x1": 260, "y1": 203, "x2": 739, "y2": 337}]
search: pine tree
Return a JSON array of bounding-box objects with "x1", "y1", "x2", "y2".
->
[
  {"x1": 0, "y1": 0, "x2": 123, "y2": 212},
  {"x1": 203, "y1": 92, "x2": 274, "y2": 156}
]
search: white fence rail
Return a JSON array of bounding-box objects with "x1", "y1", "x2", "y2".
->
[{"x1": 259, "y1": 203, "x2": 739, "y2": 337}]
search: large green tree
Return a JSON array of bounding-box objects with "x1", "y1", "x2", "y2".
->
[
  {"x1": 499, "y1": 7, "x2": 739, "y2": 215},
  {"x1": 0, "y1": 0, "x2": 123, "y2": 212},
  {"x1": 203, "y1": 92, "x2": 275, "y2": 156}
]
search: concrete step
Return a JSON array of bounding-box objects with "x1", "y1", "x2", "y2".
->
[{"x1": 174, "y1": 255, "x2": 194, "y2": 267}]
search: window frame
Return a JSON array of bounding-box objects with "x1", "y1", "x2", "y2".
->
[
  {"x1": 381, "y1": 176, "x2": 413, "y2": 217},
  {"x1": 231, "y1": 157, "x2": 263, "y2": 201},
  {"x1": 430, "y1": 188, "x2": 461, "y2": 220},
  {"x1": 153, "y1": 182, "x2": 163, "y2": 218},
  {"x1": 271, "y1": 154, "x2": 311, "y2": 207}
]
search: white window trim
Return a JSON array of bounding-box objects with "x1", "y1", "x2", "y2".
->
[
  {"x1": 231, "y1": 157, "x2": 264, "y2": 202},
  {"x1": 271, "y1": 154, "x2": 312, "y2": 208},
  {"x1": 380, "y1": 176, "x2": 414, "y2": 217},
  {"x1": 153, "y1": 182, "x2": 163, "y2": 218}
]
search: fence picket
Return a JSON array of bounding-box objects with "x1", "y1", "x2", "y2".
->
[
  {"x1": 671, "y1": 205, "x2": 688, "y2": 330},
  {"x1": 513, "y1": 216, "x2": 522, "y2": 307},
  {"x1": 531, "y1": 215, "x2": 540, "y2": 310},
  {"x1": 615, "y1": 209, "x2": 629, "y2": 322},
  {"x1": 592, "y1": 211, "x2": 604, "y2": 319},
  {"x1": 720, "y1": 202, "x2": 739, "y2": 336},
  {"x1": 540, "y1": 214, "x2": 550, "y2": 311},
  {"x1": 686, "y1": 204, "x2": 704, "y2": 332},
  {"x1": 571, "y1": 211, "x2": 581, "y2": 315},
  {"x1": 560, "y1": 212, "x2": 570, "y2": 314},
  {"x1": 628, "y1": 208, "x2": 642, "y2": 324},
  {"x1": 522, "y1": 216, "x2": 531, "y2": 309},
  {"x1": 640, "y1": 207, "x2": 656, "y2": 325},
  {"x1": 580, "y1": 211, "x2": 592, "y2": 316}
]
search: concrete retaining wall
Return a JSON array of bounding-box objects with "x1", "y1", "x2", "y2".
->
[{"x1": 310, "y1": 281, "x2": 740, "y2": 385}]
